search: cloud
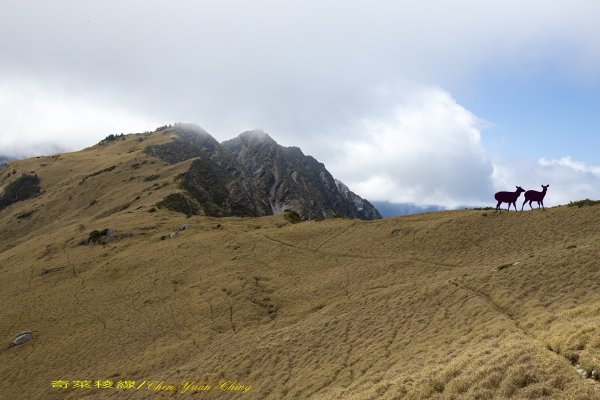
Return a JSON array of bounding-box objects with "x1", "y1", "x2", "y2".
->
[
  {"x1": 493, "y1": 156, "x2": 600, "y2": 206},
  {"x1": 329, "y1": 88, "x2": 495, "y2": 208},
  {"x1": 539, "y1": 157, "x2": 600, "y2": 175},
  {"x1": 0, "y1": 79, "x2": 162, "y2": 156},
  {"x1": 328, "y1": 88, "x2": 600, "y2": 209},
  {"x1": 1, "y1": 0, "x2": 600, "y2": 146}
]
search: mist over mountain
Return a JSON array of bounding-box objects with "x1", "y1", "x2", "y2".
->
[
  {"x1": 371, "y1": 200, "x2": 445, "y2": 217},
  {"x1": 0, "y1": 155, "x2": 14, "y2": 168}
]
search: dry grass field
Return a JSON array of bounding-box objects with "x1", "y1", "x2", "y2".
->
[{"x1": 1, "y1": 132, "x2": 600, "y2": 399}]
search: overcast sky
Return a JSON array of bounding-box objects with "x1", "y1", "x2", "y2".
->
[{"x1": 2, "y1": 0, "x2": 600, "y2": 207}]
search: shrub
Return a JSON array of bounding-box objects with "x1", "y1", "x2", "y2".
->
[
  {"x1": 283, "y1": 209, "x2": 302, "y2": 224},
  {"x1": 80, "y1": 165, "x2": 117, "y2": 183},
  {"x1": 0, "y1": 174, "x2": 41, "y2": 210},
  {"x1": 144, "y1": 174, "x2": 160, "y2": 182},
  {"x1": 157, "y1": 193, "x2": 199, "y2": 216},
  {"x1": 16, "y1": 210, "x2": 35, "y2": 219},
  {"x1": 155, "y1": 124, "x2": 172, "y2": 132},
  {"x1": 89, "y1": 230, "x2": 102, "y2": 242},
  {"x1": 568, "y1": 199, "x2": 600, "y2": 208},
  {"x1": 102, "y1": 133, "x2": 124, "y2": 142},
  {"x1": 81, "y1": 228, "x2": 116, "y2": 245}
]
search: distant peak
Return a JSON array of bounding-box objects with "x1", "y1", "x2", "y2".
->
[
  {"x1": 237, "y1": 130, "x2": 276, "y2": 143},
  {"x1": 171, "y1": 122, "x2": 211, "y2": 136}
]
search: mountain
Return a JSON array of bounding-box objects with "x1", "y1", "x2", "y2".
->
[
  {"x1": 371, "y1": 200, "x2": 445, "y2": 217},
  {"x1": 334, "y1": 179, "x2": 381, "y2": 220},
  {"x1": 0, "y1": 155, "x2": 14, "y2": 169},
  {"x1": 222, "y1": 130, "x2": 381, "y2": 220},
  {"x1": 2, "y1": 126, "x2": 600, "y2": 399},
  {"x1": 145, "y1": 124, "x2": 381, "y2": 220}
]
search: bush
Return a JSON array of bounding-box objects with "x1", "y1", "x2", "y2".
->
[
  {"x1": 157, "y1": 193, "x2": 199, "y2": 217},
  {"x1": 80, "y1": 165, "x2": 117, "y2": 183},
  {"x1": 283, "y1": 209, "x2": 302, "y2": 224},
  {"x1": 497, "y1": 263, "x2": 513, "y2": 271},
  {"x1": 102, "y1": 133, "x2": 124, "y2": 142},
  {"x1": 155, "y1": 124, "x2": 173, "y2": 132},
  {"x1": 568, "y1": 199, "x2": 600, "y2": 208},
  {"x1": 0, "y1": 174, "x2": 41, "y2": 210},
  {"x1": 89, "y1": 230, "x2": 102, "y2": 242},
  {"x1": 82, "y1": 228, "x2": 116, "y2": 245},
  {"x1": 144, "y1": 174, "x2": 160, "y2": 182},
  {"x1": 16, "y1": 210, "x2": 35, "y2": 219}
]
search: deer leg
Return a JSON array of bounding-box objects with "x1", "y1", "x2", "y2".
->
[
  {"x1": 529, "y1": 200, "x2": 533, "y2": 210},
  {"x1": 496, "y1": 201, "x2": 501, "y2": 211}
]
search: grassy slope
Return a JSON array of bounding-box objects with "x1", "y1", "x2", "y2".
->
[{"x1": 1, "y1": 133, "x2": 600, "y2": 399}]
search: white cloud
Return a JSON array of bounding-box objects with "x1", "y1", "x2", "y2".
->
[
  {"x1": 539, "y1": 156, "x2": 600, "y2": 175},
  {"x1": 1, "y1": 0, "x2": 600, "y2": 147},
  {"x1": 328, "y1": 88, "x2": 600, "y2": 209},
  {"x1": 329, "y1": 88, "x2": 495, "y2": 208},
  {"x1": 0, "y1": 79, "x2": 162, "y2": 156},
  {"x1": 492, "y1": 156, "x2": 600, "y2": 207}
]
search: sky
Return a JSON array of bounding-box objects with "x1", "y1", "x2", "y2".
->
[{"x1": 1, "y1": 0, "x2": 600, "y2": 208}]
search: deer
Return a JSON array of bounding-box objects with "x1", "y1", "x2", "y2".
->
[
  {"x1": 495, "y1": 186, "x2": 525, "y2": 211},
  {"x1": 522, "y1": 184, "x2": 549, "y2": 211}
]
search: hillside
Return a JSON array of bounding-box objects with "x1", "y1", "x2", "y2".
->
[{"x1": 1, "y1": 132, "x2": 600, "y2": 399}]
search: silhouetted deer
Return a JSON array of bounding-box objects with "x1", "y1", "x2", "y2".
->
[
  {"x1": 522, "y1": 184, "x2": 549, "y2": 211},
  {"x1": 495, "y1": 186, "x2": 525, "y2": 211}
]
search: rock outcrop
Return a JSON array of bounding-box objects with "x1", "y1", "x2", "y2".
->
[{"x1": 146, "y1": 124, "x2": 381, "y2": 220}]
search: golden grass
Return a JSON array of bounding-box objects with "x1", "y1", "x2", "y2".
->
[{"x1": 1, "y1": 133, "x2": 600, "y2": 399}]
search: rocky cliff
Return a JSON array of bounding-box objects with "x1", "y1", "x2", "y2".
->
[{"x1": 146, "y1": 124, "x2": 381, "y2": 220}]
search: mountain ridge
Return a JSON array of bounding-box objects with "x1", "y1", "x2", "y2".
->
[
  {"x1": 144, "y1": 123, "x2": 381, "y2": 220},
  {"x1": 0, "y1": 124, "x2": 380, "y2": 248}
]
